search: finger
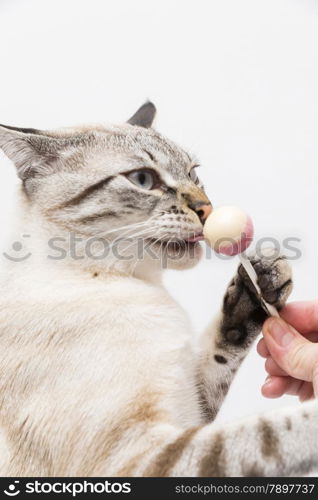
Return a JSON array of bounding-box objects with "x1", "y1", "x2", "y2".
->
[
  {"x1": 265, "y1": 357, "x2": 288, "y2": 377},
  {"x1": 263, "y1": 376, "x2": 314, "y2": 400},
  {"x1": 285, "y1": 377, "x2": 314, "y2": 402},
  {"x1": 262, "y1": 375, "x2": 309, "y2": 399},
  {"x1": 305, "y1": 331, "x2": 318, "y2": 343},
  {"x1": 280, "y1": 301, "x2": 318, "y2": 334},
  {"x1": 298, "y1": 381, "x2": 314, "y2": 402},
  {"x1": 261, "y1": 332, "x2": 318, "y2": 363},
  {"x1": 285, "y1": 377, "x2": 304, "y2": 395},
  {"x1": 257, "y1": 337, "x2": 270, "y2": 358},
  {"x1": 261, "y1": 375, "x2": 291, "y2": 398},
  {"x1": 263, "y1": 317, "x2": 318, "y2": 383}
]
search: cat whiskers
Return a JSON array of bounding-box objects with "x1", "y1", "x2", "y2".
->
[
  {"x1": 107, "y1": 227, "x2": 159, "y2": 273},
  {"x1": 96, "y1": 218, "x2": 155, "y2": 239}
]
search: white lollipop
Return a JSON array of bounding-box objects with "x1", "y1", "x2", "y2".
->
[
  {"x1": 203, "y1": 205, "x2": 254, "y2": 256},
  {"x1": 203, "y1": 205, "x2": 279, "y2": 317}
]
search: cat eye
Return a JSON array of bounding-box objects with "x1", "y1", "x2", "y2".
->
[
  {"x1": 189, "y1": 165, "x2": 200, "y2": 185},
  {"x1": 126, "y1": 169, "x2": 160, "y2": 190}
]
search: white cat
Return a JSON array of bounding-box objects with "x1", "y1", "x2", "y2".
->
[{"x1": 0, "y1": 103, "x2": 316, "y2": 476}]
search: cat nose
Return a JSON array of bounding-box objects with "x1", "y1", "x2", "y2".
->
[{"x1": 188, "y1": 201, "x2": 212, "y2": 224}]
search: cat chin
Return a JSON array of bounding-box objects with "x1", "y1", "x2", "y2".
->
[
  {"x1": 164, "y1": 253, "x2": 202, "y2": 270},
  {"x1": 129, "y1": 241, "x2": 202, "y2": 275},
  {"x1": 160, "y1": 242, "x2": 203, "y2": 271}
]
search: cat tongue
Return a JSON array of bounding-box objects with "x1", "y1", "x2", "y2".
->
[{"x1": 185, "y1": 234, "x2": 204, "y2": 243}]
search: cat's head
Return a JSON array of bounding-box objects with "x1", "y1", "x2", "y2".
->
[{"x1": 0, "y1": 103, "x2": 212, "y2": 276}]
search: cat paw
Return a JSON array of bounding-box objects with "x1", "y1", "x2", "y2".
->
[
  {"x1": 221, "y1": 249, "x2": 293, "y2": 347},
  {"x1": 238, "y1": 248, "x2": 293, "y2": 309}
]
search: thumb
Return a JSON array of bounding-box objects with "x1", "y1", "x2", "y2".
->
[{"x1": 263, "y1": 317, "x2": 318, "y2": 390}]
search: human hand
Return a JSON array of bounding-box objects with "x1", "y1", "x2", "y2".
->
[{"x1": 257, "y1": 301, "x2": 318, "y2": 401}]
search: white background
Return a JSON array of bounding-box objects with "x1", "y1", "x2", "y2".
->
[{"x1": 0, "y1": 0, "x2": 318, "y2": 423}]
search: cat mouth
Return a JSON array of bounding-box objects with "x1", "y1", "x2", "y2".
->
[
  {"x1": 185, "y1": 234, "x2": 204, "y2": 243},
  {"x1": 146, "y1": 233, "x2": 204, "y2": 252}
]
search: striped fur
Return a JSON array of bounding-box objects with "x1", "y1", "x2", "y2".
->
[{"x1": 0, "y1": 104, "x2": 317, "y2": 477}]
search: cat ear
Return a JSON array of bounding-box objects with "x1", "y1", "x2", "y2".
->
[
  {"x1": 0, "y1": 125, "x2": 68, "y2": 181},
  {"x1": 127, "y1": 101, "x2": 156, "y2": 128}
]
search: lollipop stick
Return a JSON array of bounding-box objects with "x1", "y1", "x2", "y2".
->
[
  {"x1": 202, "y1": 205, "x2": 280, "y2": 318},
  {"x1": 238, "y1": 253, "x2": 280, "y2": 318}
]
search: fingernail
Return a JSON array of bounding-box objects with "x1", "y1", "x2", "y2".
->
[
  {"x1": 267, "y1": 318, "x2": 295, "y2": 347},
  {"x1": 263, "y1": 375, "x2": 272, "y2": 385}
]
